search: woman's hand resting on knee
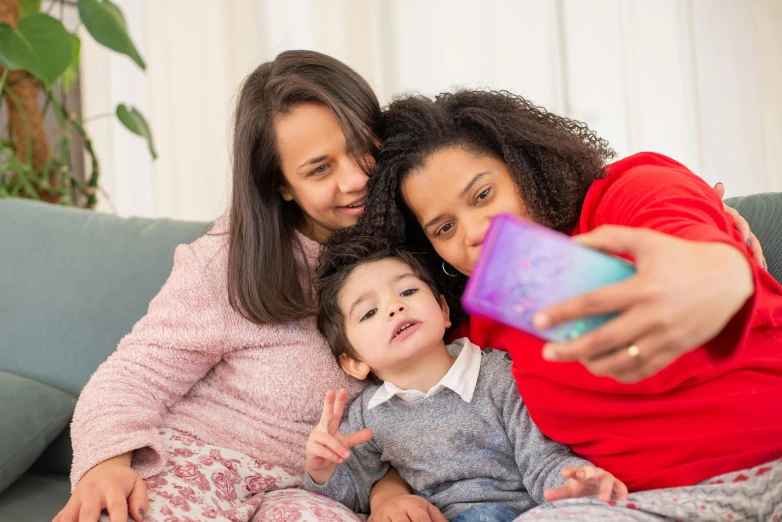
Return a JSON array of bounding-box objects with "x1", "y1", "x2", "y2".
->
[
  {"x1": 53, "y1": 453, "x2": 148, "y2": 522},
  {"x1": 536, "y1": 226, "x2": 754, "y2": 383}
]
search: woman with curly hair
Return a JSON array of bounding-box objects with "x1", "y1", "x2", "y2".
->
[{"x1": 359, "y1": 90, "x2": 782, "y2": 520}]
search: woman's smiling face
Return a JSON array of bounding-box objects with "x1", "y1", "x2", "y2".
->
[
  {"x1": 401, "y1": 146, "x2": 531, "y2": 276},
  {"x1": 275, "y1": 103, "x2": 374, "y2": 242}
]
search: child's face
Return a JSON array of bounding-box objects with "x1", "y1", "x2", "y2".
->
[
  {"x1": 339, "y1": 258, "x2": 450, "y2": 379},
  {"x1": 401, "y1": 146, "x2": 530, "y2": 277}
]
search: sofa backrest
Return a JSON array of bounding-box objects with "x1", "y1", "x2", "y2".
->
[
  {"x1": 724, "y1": 193, "x2": 782, "y2": 285},
  {"x1": 2, "y1": 194, "x2": 780, "y2": 391},
  {"x1": 0, "y1": 200, "x2": 210, "y2": 396},
  {"x1": 1, "y1": 200, "x2": 210, "y2": 475}
]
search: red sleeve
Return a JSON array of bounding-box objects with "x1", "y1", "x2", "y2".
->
[{"x1": 589, "y1": 157, "x2": 762, "y2": 359}]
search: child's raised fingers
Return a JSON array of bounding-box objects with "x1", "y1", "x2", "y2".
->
[
  {"x1": 318, "y1": 389, "x2": 336, "y2": 431},
  {"x1": 311, "y1": 430, "x2": 351, "y2": 460},
  {"x1": 344, "y1": 428, "x2": 373, "y2": 449},
  {"x1": 543, "y1": 483, "x2": 574, "y2": 502},
  {"x1": 598, "y1": 473, "x2": 615, "y2": 502},
  {"x1": 560, "y1": 466, "x2": 582, "y2": 479},
  {"x1": 331, "y1": 388, "x2": 348, "y2": 431},
  {"x1": 308, "y1": 441, "x2": 345, "y2": 464},
  {"x1": 614, "y1": 479, "x2": 629, "y2": 501},
  {"x1": 575, "y1": 466, "x2": 598, "y2": 481}
]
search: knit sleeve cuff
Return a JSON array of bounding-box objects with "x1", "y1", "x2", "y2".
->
[
  {"x1": 301, "y1": 466, "x2": 357, "y2": 510},
  {"x1": 70, "y1": 428, "x2": 166, "y2": 491}
]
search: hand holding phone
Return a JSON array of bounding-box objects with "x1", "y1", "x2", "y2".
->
[{"x1": 461, "y1": 215, "x2": 636, "y2": 343}]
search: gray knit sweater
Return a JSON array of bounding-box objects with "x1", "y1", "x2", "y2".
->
[{"x1": 303, "y1": 342, "x2": 590, "y2": 519}]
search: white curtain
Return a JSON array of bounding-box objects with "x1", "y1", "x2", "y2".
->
[{"x1": 80, "y1": 0, "x2": 782, "y2": 221}]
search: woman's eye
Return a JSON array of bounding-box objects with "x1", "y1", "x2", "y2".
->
[
  {"x1": 310, "y1": 164, "x2": 329, "y2": 176},
  {"x1": 435, "y1": 223, "x2": 454, "y2": 237},
  {"x1": 360, "y1": 309, "x2": 376, "y2": 322},
  {"x1": 400, "y1": 288, "x2": 418, "y2": 297},
  {"x1": 477, "y1": 188, "x2": 490, "y2": 201}
]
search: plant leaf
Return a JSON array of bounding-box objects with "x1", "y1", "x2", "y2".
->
[
  {"x1": 0, "y1": 14, "x2": 76, "y2": 88},
  {"x1": 116, "y1": 104, "x2": 157, "y2": 160},
  {"x1": 101, "y1": 0, "x2": 128, "y2": 29},
  {"x1": 18, "y1": 0, "x2": 42, "y2": 18},
  {"x1": 0, "y1": 23, "x2": 36, "y2": 73},
  {"x1": 77, "y1": 0, "x2": 145, "y2": 70},
  {"x1": 62, "y1": 36, "x2": 81, "y2": 92}
]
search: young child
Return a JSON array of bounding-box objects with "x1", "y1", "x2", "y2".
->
[{"x1": 304, "y1": 235, "x2": 627, "y2": 522}]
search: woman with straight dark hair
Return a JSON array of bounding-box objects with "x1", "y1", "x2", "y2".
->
[{"x1": 55, "y1": 51, "x2": 445, "y2": 522}]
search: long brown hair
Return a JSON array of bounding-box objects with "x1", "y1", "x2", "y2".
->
[{"x1": 228, "y1": 51, "x2": 382, "y2": 325}]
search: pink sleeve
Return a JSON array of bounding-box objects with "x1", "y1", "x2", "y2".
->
[{"x1": 69, "y1": 238, "x2": 229, "y2": 489}]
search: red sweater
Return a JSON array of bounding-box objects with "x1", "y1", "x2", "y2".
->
[{"x1": 467, "y1": 152, "x2": 782, "y2": 492}]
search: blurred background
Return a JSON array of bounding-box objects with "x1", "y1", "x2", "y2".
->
[{"x1": 69, "y1": 0, "x2": 782, "y2": 220}]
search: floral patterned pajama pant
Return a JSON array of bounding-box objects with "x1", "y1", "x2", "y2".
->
[{"x1": 99, "y1": 428, "x2": 360, "y2": 522}]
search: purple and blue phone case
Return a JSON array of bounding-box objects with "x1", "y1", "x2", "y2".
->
[{"x1": 461, "y1": 214, "x2": 636, "y2": 343}]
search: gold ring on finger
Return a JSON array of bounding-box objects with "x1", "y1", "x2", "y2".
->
[{"x1": 627, "y1": 344, "x2": 643, "y2": 364}]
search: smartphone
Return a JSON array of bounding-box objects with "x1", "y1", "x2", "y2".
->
[{"x1": 461, "y1": 214, "x2": 636, "y2": 343}]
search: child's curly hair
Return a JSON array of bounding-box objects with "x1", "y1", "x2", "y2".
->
[{"x1": 359, "y1": 90, "x2": 615, "y2": 320}]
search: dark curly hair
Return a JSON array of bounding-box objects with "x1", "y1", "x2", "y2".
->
[{"x1": 359, "y1": 90, "x2": 615, "y2": 320}]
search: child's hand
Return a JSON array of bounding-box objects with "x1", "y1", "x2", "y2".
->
[
  {"x1": 305, "y1": 388, "x2": 372, "y2": 485},
  {"x1": 543, "y1": 466, "x2": 629, "y2": 503}
]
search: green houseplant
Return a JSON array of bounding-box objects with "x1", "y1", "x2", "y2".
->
[{"x1": 0, "y1": 0, "x2": 156, "y2": 208}]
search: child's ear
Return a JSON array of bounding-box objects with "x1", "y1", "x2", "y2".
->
[
  {"x1": 439, "y1": 295, "x2": 452, "y2": 329},
  {"x1": 339, "y1": 354, "x2": 371, "y2": 380},
  {"x1": 278, "y1": 184, "x2": 294, "y2": 202}
]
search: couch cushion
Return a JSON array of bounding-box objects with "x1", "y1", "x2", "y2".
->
[
  {"x1": 0, "y1": 372, "x2": 76, "y2": 495},
  {"x1": 0, "y1": 199, "x2": 209, "y2": 472},
  {"x1": 0, "y1": 199, "x2": 209, "y2": 396},
  {"x1": 30, "y1": 429, "x2": 73, "y2": 476},
  {"x1": 724, "y1": 192, "x2": 782, "y2": 284},
  {"x1": 0, "y1": 472, "x2": 71, "y2": 522}
]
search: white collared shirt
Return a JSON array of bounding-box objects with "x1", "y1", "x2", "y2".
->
[{"x1": 367, "y1": 337, "x2": 483, "y2": 410}]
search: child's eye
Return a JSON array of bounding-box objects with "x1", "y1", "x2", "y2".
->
[
  {"x1": 310, "y1": 164, "x2": 330, "y2": 177},
  {"x1": 360, "y1": 309, "x2": 377, "y2": 322},
  {"x1": 476, "y1": 187, "x2": 491, "y2": 202},
  {"x1": 435, "y1": 223, "x2": 454, "y2": 237},
  {"x1": 400, "y1": 288, "x2": 418, "y2": 297}
]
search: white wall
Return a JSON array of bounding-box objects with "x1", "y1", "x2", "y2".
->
[
  {"x1": 753, "y1": 0, "x2": 782, "y2": 193},
  {"x1": 80, "y1": 0, "x2": 782, "y2": 221}
]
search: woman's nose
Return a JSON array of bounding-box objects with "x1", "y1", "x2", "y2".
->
[
  {"x1": 338, "y1": 160, "x2": 369, "y2": 194},
  {"x1": 464, "y1": 217, "x2": 490, "y2": 247}
]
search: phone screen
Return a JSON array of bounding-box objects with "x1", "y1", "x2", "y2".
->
[{"x1": 461, "y1": 214, "x2": 636, "y2": 342}]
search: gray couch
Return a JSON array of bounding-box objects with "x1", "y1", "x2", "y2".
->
[
  {"x1": 0, "y1": 195, "x2": 780, "y2": 521},
  {"x1": 0, "y1": 200, "x2": 208, "y2": 521}
]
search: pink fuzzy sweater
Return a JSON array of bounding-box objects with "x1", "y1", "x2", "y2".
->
[{"x1": 70, "y1": 216, "x2": 367, "y2": 488}]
